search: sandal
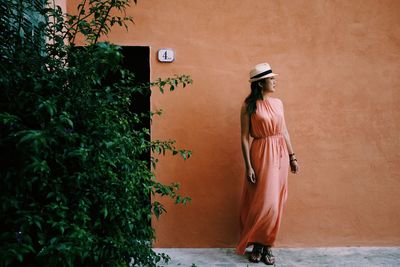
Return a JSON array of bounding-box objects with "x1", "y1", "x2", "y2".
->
[
  {"x1": 249, "y1": 243, "x2": 263, "y2": 263},
  {"x1": 261, "y1": 246, "x2": 275, "y2": 265}
]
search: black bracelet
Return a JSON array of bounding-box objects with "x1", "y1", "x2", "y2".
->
[
  {"x1": 289, "y1": 153, "x2": 296, "y2": 157},
  {"x1": 290, "y1": 159, "x2": 297, "y2": 162}
]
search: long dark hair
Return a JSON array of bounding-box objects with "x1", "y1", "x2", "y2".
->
[{"x1": 245, "y1": 79, "x2": 265, "y2": 115}]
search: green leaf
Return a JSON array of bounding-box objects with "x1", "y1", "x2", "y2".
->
[
  {"x1": 34, "y1": 220, "x2": 42, "y2": 231},
  {"x1": 0, "y1": 112, "x2": 20, "y2": 125},
  {"x1": 17, "y1": 253, "x2": 23, "y2": 262},
  {"x1": 17, "y1": 130, "x2": 42, "y2": 145},
  {"x1": 102, "y1": 207, "x2": 108, "y2": 218}
]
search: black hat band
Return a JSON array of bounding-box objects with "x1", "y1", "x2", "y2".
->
[{"x1": 251, "y1": 69, "x2": 272, "y2": 79}]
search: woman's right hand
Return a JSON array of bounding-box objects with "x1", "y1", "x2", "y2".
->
[{"x1": 246, "y1": 167, "x2": 256, "y2": 184}]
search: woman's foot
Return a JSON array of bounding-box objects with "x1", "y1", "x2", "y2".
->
[
  {"x1": 261, "y1": 246, "x2": 275, "y2": 265},
  {"x1": 249, "y1": 243, "x2": 263, "y2": 263}
]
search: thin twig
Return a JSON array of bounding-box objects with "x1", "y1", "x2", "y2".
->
[
  {"x1": 93, "y1": 2, "x2": 113, "y2": 44},
  {"x1": 70, "y1": 0, "x2": 87, "y2": 45}
]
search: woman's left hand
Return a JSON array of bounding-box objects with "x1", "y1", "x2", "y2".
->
[{"x1": 290, "y1": 160, "x2": 299, "y2": 174}]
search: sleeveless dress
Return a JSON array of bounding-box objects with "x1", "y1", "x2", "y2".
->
[{"x1": 236, "y1": 97, "x2": 290, "y2": 255}]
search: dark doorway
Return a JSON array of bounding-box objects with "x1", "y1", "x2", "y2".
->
[
  {"x1": 120, "y1": 46, "x2": 151, "y2": 163},
  {"x1": 120, "y1": 46, "x2": 150, "y2": 120},
  {"x1": 119, "y1": 47, "x2": 151, "y2": 228},
  {"x1": 75, "y1": 45, "x2": 150, "y2": 136}
]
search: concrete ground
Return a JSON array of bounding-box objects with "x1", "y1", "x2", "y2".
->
[{"x1": 153, "y1": 247, "x2": 400, "y2": 267}]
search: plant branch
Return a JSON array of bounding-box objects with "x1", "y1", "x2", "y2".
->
[
  {"x1": 63, "y1": 10, "x2": 95, "y2": 41},
  {"x1": 70, "y1": 0, "x2": 87, "y2": 45},
  {"x1": 93, "y1": 2, "x2": 113, "y2": 44}
]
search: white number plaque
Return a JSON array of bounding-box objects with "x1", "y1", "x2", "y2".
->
[{"x1": 158, "y1": 49, "x2": 175, "y2": 63}]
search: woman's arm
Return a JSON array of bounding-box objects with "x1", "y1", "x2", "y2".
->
[
  {"x1": 283, "y1": 127, "x2": 294, "y2": 155},
  {"x1": 240, "y1": 102, "x2": 256, "y2": 183},
  {"x1": 282, "y1": 102, "x2": 299, "y2": 174}
]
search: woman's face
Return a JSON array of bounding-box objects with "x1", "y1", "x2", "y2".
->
[{"x1": 261, "y1": 77, "x2": 276, "y2": 92}]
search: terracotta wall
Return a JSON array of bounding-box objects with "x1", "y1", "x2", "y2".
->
[{"x1": 68, "y1": 0, "x2": 400, "y2": 247}]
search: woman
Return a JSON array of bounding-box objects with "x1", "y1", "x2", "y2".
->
[{"x1": 236, "y1": 63, "x2": 299, "y2": 265}]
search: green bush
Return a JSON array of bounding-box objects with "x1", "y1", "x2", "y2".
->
[{"x1": 0, "y1": 1, "x2": 191, "y2": 266}]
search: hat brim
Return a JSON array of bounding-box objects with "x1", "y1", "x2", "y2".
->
[{"x1": 249, "y1": 73, "x2": 278, "y2": 83}]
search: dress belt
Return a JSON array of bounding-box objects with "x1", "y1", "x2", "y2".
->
[{"x1": 253, "y1": 133, "x2": 285, "y2": 169}]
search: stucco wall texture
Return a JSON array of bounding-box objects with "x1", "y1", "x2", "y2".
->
[{"x1": 68, "y1": 0, "x2": 400, "y2": 247}]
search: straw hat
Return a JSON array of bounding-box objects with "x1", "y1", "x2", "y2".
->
[{"x1": 249, "y1": 63, "x2": 278, "y2": 83}]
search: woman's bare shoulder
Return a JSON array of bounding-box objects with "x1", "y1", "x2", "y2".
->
[
  {"x1": 271, "y1": 97, "x2": 283, "y2": 106},
  {"x1": 270, "y1": 96, "x2": 282, "y2": 102}
]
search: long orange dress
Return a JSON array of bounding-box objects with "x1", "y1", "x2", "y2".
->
[{"x1": 236, "y1": 97, "x2": 289, "y2": 255}]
